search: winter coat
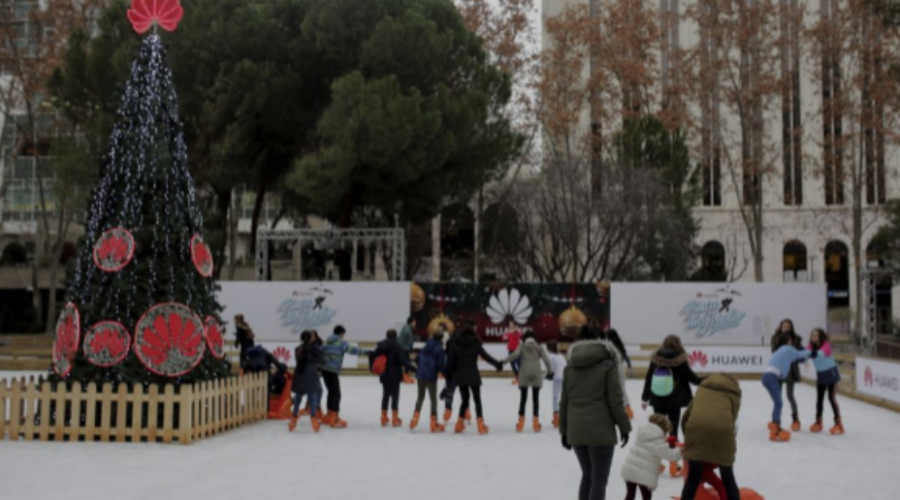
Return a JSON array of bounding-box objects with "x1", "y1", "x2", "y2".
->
[
  {"x1": 502, "y1": 338, "x2": 552, "y2": 388},
  {"x1": 399, "y1": 324, "x2": 416, "y2": 353},
  {"x1": 559, "y1": 339, "x2": 632, "y2": 447},
  {"x1": 448, "y1": 331, "x2": 501, "y2": 387},
  {"x1": 809, "y1": 341, "x2": 841, "y2": 385},
  {"x1": 682, "y1": 373, "x2": 742, "y2": 467},
  {"x1": 621, "y1": 423, "x2": 683, "y2": 490},
  {"x1": 416, "y1": 338, "x2": 447, "y2": 383},
  {"x1": 235, "y1": 326, "x2": 254, "y2": 351},
  {"x1": 641, "y1": 348, "x2": 703, "y2": 411},
  {"x1": 320, "y1": 335, "x2": 366, "y2": 374},
  {"x1": 768, "y1": 345, "x2": 812, "y2": 380},
  {"x1": 504, "y1": 329, "x2": 522, "y2": 352},
  {"x1": 369, "y1": 337, "x2": 414, "y2": 385},
  {"x1": 242, "y1": 346, "x2": 285, "y2": 374},
  {"x1": 550, "y1": 353, "x2": 567, "y2": 381},
  {"x1": 291, "y1": 343, "x2": 324, "y2": 395},
  {"x1": 771, "y1": 332, "x2": 804, "y2": 382}
]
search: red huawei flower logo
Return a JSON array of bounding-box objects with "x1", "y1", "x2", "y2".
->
[
  {"x1": 128, "y1": 0, "x2": 184, "y2": 34},
  {"x1": 273, "y1": 346, "x2": 291, "y2": 363},
  {"x1": 53, "y1": 303, "x2": 80, "y2": 377},
  {"x1": 688, "y1": 350, "x2": 709, "y2": 368},
  {"x1": 135, "y1": 303, "x2": 206, "y2": 377},
  {"x1": 84, "y1": 321, "x2": 131, "y2": 367},
  {"x1": 864, "y1": 366, "x2": 874, "y2": 387},
  {"x1": 204, "y1": 317, "x2": 226, "y2": 360},
  {"x1": 93, "y1": 228, "x2": 135, "y2": 273},
  {"x1": 191, "y1": 234, "x2": 214, "y2": 278}
]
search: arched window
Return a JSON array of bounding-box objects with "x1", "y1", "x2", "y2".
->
[
  {"x1": 699, "y1": 241, "x2": 726, "y2": 281},
  {"x1": 824, "y1": 240, "x2": 850, "y2": 308},
  {"x1": 783, "y1": 240, "x2": 808, "y2": 282}
]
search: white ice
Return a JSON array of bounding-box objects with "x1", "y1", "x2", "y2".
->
[{"x1": 1, "y1": 374, "x2": 897, "y2": 500}]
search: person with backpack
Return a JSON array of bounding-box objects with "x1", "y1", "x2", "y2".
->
[
  {"x1": 501, "y1": 330, "x2": 553, "y2": 432},
  {"x1": 370, "y1": 329, "x2": 416, "y2": 427},
  {"x1": 559, "y1": 325, "x2": 631, "y2": 500},
  {"x1": 289, "y1": 330, "x2": 324, "y2": 433},
  {"x1": 447, "y1": 325, "x2": 503, "y2": 435},
  {"x1": 319, "y1": 325, "x2": 370, "y2": 428},
  {"x1": 641, "y1": 334, "x2": 704, "y2": 478},
  {"x1": 603, "y1": 328, "x2": 634, "y2": 419},
  {"x1": 771, "y1": 319, "x2": 804, "y2": 431},
  {"x1": 410, "y1": 331, "x2": 448, "y2": 432}
]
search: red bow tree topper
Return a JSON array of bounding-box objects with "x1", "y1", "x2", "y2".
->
[
  {"x1": 204, "y1": 316, "x2": 226, "y2": 359},
  {"x1": 128, "y1": 0, "x2": 184, "y2": 34},
  {"x1": 134, "y1": 302, "x2": 206, "y2": 377},
  {"x1": 84, "y1": 321, "x2": 131, "y2": 367},
  {"x1": 53, "y1": 303, "x2": 81, "y2": 377}
]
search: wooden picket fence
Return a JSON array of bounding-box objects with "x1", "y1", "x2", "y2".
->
[{"x1": 0, "y1": 373, "x2": 267, "y2": 444}]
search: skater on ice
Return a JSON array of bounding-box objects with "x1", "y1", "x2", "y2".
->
[
  {"x1": 410, "y1": 329, "x2": 448, "y2": 432},
  {"x1": 501, "y1": 329, "x2": 553, "y2": 432},
  {"x1": 770, "y1": 319, "x2": 804, "y2": 431},
  {"x1": 547, "y1": 340, "x2": 567, "y2": 428},
  {"x1": 319, "y1": 325, "x2": 370, "y2": 428},
  {"x1": 370, "y1": 329, "x2": 416, "y2": 427},
  {"x1": 808, "y1": 328, "x2": 844, "y2": 435},
  {"x1": 762, "y1": 334, "x2": 815, "y2": 442},
  {"x1": 620, "y1": 414, "x2": 683, "y2": 500}
]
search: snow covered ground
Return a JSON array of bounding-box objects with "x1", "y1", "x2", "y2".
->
[{"x1": 1, "y1": 374, "x2": 897, "y2": 500}]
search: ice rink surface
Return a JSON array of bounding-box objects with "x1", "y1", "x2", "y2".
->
[{"x1": 1, "y1": 375, "x2": 897, "y2": 500}]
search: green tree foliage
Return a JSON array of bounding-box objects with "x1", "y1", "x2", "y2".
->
[
  {"x1": 614, "y1": 115, "x2": 700, "y2": 280},
  {"x1": 289, "y1": 0, "x2": 522, "y2": 226}
]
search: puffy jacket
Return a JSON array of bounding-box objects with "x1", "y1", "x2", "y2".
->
[
  {"x1": 502, "y1": 337, "x2": 552, "y2": 388},
  {"x1": 682, "y1": 373, "x2": 742, "y2": 467},
  {"x1": 291, "y1": 343, "x2": 324, "y2": 395},
  {"x1": 621, "y1": 423, "x2": 682, "y2": 490},
  {"x1": 416, "y1": 338, "x2": 447, "y2": 382},
  {"x1": 320, "y1": 335, "x2": 367, "y2": 374},
  {"x1": 448, "y1": 331, "x2": 501, "y2": 387},
  {"x1": 768, "y1": 345, "x2": 812, "y2": 379},
  {"x1": 772, "y1": 332, "x2": 804, "y2": 382},
  {"x1": 559, "y1": 339, "x2": 631, "y2": 447},
  {"x1": 641, "y1": 348, "x2": 703, "y2": 411},
  {"x1": 369, "y1": 337, "x2": 414, "y2": 385},
  {"x1": 398, "y1": 324, "x2": 416, "y2": 353}
]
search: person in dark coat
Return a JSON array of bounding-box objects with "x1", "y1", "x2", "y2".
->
[
  {"x1": 289, "y1": 330, "x2": 324, "y2": 433},
  {"x1": 641, "y1": 334, "x2": 703, "y2": 478},
  {"x1": 241, "y1": 345, "x2": 287, "y2": 399},
  {"x1": 369, "y1": 329, "x2": 416, "y2": 427},
  {"x1": 771, "y1": 319, "x2": 803, "y2": 430},
  {"x1": 410, "y1": 332, "x2": 448, "y2": 432},
  {"x1": 234, "y1": 314, "x2": 255, "y2": 365},
  {"x1": 447, "y1": 325, "x2": 502, "y2": 435},
  {"x1": 440, "y1": 324, "x2": 459, "y2": 423}
]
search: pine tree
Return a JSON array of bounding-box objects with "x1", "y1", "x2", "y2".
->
[{"x1": 52, "y1": 33, "x2": 230, "y2": 385}]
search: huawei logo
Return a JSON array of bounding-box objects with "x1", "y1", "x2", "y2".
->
[
  {"x1": 273, "y1": 346, "x2": 291, "y2": 363},
  {"x1": 864, "y1": 366, "x2": 874, "y2": 387},
  {"x1": 688, "y1": 350, "x2": 709, "y2": 368}
]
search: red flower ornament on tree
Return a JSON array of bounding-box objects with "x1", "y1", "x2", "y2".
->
[
  {"x1": 204, "y1": 316, "x2": 226, "y2": 359},
  {"x1": 191, "y1": 234, "x2": 214, "y2": 278},
  {"x1": 84, "y1": 321, "x2": 131, "y2": 367},
  {"x1": 134, "y1": 302, "x2": 206, "y2": 377},
  {"x1": 128, "y1": 0, "x2": 184, "y2": 34},
  {"x1": 52, "y1": 303, "x2": 81, "y2": 377},
  {"x1": 93, "y1": 227, "x2": 135, "y2": 272}
]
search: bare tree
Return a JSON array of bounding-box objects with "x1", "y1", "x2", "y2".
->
[{"x1": 806, "y1": 0, "x2": 900, "y2": 335}]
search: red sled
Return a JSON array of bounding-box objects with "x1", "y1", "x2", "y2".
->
[{"x1": 267, "y1": 372, "x2": 293, "y2": 420}]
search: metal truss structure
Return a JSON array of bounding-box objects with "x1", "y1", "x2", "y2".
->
[
  {"x1": 255, "y1": 228, "x2": 405, "y2": 281},
  {"x1": 860, "y1": 265, "x2": 892, "y2": 356}
]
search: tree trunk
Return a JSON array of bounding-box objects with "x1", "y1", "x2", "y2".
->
[
  {"x1": 853, "y1": 190, "x2": 864, "y2": 341},
  {"x1": 212, "y1": 189, "x2": 231, "y2": 281},
  {"x1": 44, "y1": 214, "x2": 71, "y2": 334},
  {"x1": 474, "y1": 187, "x2": 483, "y2": 281},
  {"x1": 249, "y1": 182, "x2": 267, "y2": 259},
  {"x1": 228, "y1": 190, "x2": 238, "y2": 280}
]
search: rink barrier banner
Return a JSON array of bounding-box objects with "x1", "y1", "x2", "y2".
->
[
  {"x1": 412, "y1": 283, "x2": 610, "y2": 344},
  {"x1": 611, "y1": 283, "x2": 827, "y2": 346},
  {"x1": 856, "y1": 356, "x2": 900, "y2": 405},
  {"x1": 0, "y1": 373, "x2": 267, "y2": 444},
  {"x1": 218, "y1": 282, "x2": 409, "y2": 343},
  {"x1": 682, "y1": 346, "x2": 772, "y2": 374}
]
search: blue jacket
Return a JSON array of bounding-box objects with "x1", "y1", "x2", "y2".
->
[
  {"x1": 810, "y1": 341, "x2": 837, "y2": 373},
  {"x1": 416, "y1": 338, "x2": 447, "y2": 382},
  {"x1": 320, "y1": 335, "x2": 367, "y2": 374},
  {"x1": 768, "y1": 345, "x2": 812, "y2": 379}
]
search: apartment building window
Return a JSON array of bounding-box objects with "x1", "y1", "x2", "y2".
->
[
  {"x1": 699, "y1": 1, "x2": 721, "y2": 207},
  {"x1": 781, "y1": 0, "x2": 803, "y2": 206}
]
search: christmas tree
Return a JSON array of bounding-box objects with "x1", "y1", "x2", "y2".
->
[{"x1": 52, "y1": 0, "x2": 230, "y2": 385}]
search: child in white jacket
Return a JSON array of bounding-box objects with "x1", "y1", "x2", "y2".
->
[
  {"x1": 547, "y1": 341, "x2": 567, "y2": 429},
  {"x1": 621, "y1": 414, "x2": 683, "y2": 499}
]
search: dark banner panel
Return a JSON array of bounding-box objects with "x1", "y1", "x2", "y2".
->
[{"x1": 410, "y1": 283, "x2": 610, "y2": 343}]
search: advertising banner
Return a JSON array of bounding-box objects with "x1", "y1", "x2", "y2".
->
[
  {"x1": 411, "y1": 283, "x2": 610, "y2": 344},
  {"x1": 856, "y1": 356, "x2": 900, "y2": 405},
  {"x1": 611, "y1": 283, "x2": 827, "y2": 346},
  {"x1": 218, "y1": 282, "x2": 409, "y2": 343},
  {"x1": 682, "y1": 346, "x2": 772, "y2": 374}
]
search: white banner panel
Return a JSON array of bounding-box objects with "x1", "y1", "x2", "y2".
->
[
  {"x1": 682, "y1": 346, "x2": 772, "y2": 374},
  {"x1": 611, "y1": 283, "x2": 827, "y2": 346},
  {"x1": 218, "y1": 282, "x2": 409, "y2": 343},
  {"x1": 856, "y1": 356, "x2": 900, "y2": 404}
]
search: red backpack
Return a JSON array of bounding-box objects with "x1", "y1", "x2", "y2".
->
[{"x1": 372, "y1": 354, "x2": 387, "y2": 375}]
